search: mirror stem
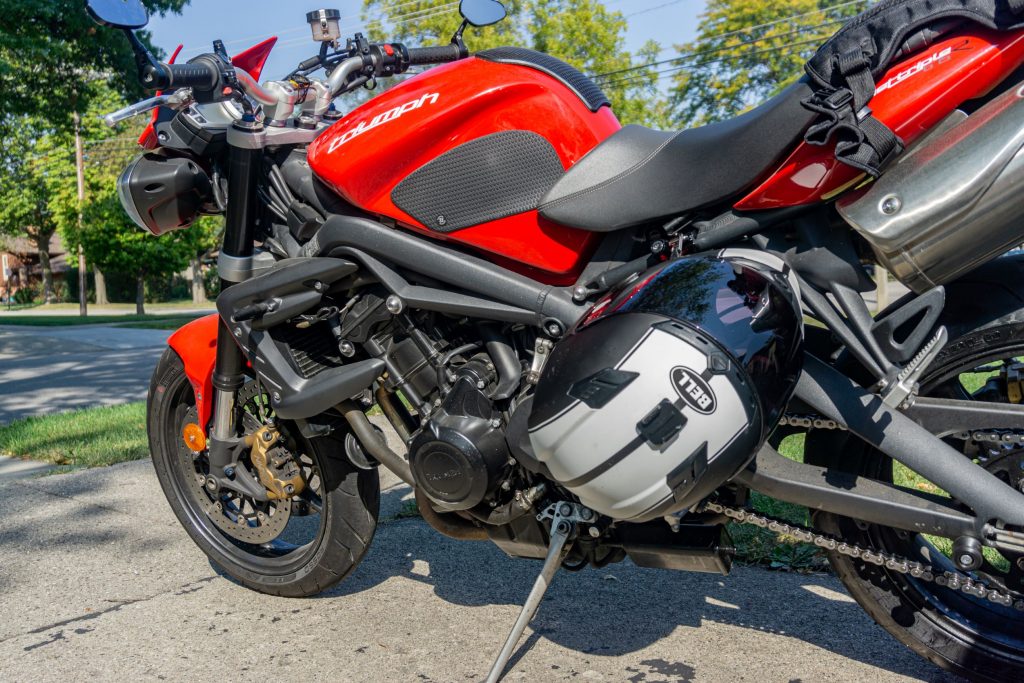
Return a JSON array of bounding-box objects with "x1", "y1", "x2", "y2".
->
[
  {"x1": 123, "y1": 28, "x2": 168, "y2": 90},
  {"x1": 451, "y1": 19, "x2": 470, "y2": 57}
]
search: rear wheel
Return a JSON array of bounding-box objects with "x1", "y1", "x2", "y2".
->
[
  {"x1": 147, "y1": 348, "x2": 379, "y2": 597},
  {"x1": 808, "y1": 312, "x2": 1024, "y2": 681}
]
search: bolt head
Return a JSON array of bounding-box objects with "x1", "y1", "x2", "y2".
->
[
  {"x1": 262, "y1": 431, "x2": 273, "y2": 442},
  {"x1": 223, "y1": 467, "x2": 235, "y2": 478},
  {"x1": 285, "y1": 484, "x2": 295, "y2": 494},
  {"x1": 234, "y1": 327, "x2": 242, "y2": 337},
  {"x1": 959, "y1": 554, "x2": 975, "y2": 567},
  {"x1": 559, "y1": 503, "x2": 572, "y2": 516},
  {"x1": 588, "y1": 526, "x2": 601, "y2": 538},
  {"x1": 385, "y1": 295, "x2": 404, "y2": 314},
  {"x1": 880, "y1": 195, "x2": 902, "y2": 215},
  {"x1": 272, "y1": 392, "x2": 282, "y2": 403}
]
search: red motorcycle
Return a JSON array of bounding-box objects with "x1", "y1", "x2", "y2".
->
[{"x1": 87, "y1": 0, "x2": 1024, "y2": 679}]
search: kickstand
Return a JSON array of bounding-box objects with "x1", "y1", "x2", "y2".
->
[{"x1": 485, "y1": 502, "x2": 587, "y2": 683}]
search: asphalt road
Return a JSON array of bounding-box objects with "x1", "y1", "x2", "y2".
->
[
  {"x1": 0, "y1": 324, "x2": 172, "y2": 425},
  {"x1": 0, "y1": 460, "x2": 959, "y2": 683}
]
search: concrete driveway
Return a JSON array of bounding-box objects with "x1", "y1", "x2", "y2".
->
[
  {"x1": 0, "y1": 461, "x2": 958, "y2": 682},
  {"x1": 0, "y1": 324, "x2": 173, "y2": 425}
]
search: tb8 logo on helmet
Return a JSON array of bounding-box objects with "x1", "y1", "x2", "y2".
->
[{"x1": 671, "y1": 366, "x2": 716, "y2": 414}]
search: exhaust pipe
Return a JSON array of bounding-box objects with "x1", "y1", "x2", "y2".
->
[{"x1": 838, "y1": 82, "x2": 1024, "y2": 293}]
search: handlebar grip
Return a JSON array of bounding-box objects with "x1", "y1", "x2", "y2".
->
[
  {"x1": 405, "y1": 44, "x2": 465, "y2": 66},
  {"x1": 166, "y1": 61, "x2": 220, "y2": 90}
]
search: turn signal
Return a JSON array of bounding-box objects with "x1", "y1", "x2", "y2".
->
[{"x1": 182, "y1": 423, "x2": 207, "y2": 452}]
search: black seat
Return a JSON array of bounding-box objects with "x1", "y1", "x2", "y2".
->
[{"x1": 539, "y1": 79, "x2": 818, "y2": 232}]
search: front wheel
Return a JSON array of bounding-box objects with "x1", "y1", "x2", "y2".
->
[{"x1": 147, "y1": 348, "x2": 380, "y2": 597}]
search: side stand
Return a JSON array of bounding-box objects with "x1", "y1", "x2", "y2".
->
[{"x1": 485, "y1": 502, "x2": 588, "y2": 683}]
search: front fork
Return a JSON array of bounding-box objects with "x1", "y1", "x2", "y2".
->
[{"x1": 205, "y1": 121, "x2": 268, "y2": 500}]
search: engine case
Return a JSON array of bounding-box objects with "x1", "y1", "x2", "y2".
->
[{"x1": 409, "y1": 363, "x2": 509, "y2": 511}]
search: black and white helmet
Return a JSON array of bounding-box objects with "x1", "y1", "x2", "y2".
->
[{"x1": 528, "y1": 250, "x2": 803, "y2": 522}]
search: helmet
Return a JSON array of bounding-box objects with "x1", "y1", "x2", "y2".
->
[{"x1": 527, "y1": 250, "x2": 803, "y2": 522}]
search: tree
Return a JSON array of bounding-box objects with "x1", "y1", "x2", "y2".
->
[
  {"x1": 360, "y1": 0, "x2": 672, "y2": 128},
  {"x1": 0, "y1": 0, "x2": 187, "y2": 129},
  {"x1": 0, "y1": 115, "x2": 74, "y2": 303},
  {"x1": 188, "y1": 216, "x2": 222, "y2": 305},
  {"x1": 668, "y1": 0, "x2": 868, "y2": 128}
]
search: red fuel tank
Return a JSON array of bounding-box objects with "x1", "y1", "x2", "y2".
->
[{"x1": 307, "y1": 51, "x2": 621, "y2": 284}]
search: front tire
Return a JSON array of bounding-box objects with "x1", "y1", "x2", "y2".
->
[{"x1": 147, "y1": 348, "x2": 380, "y2": 597}]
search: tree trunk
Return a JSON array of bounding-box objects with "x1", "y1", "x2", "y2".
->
[
  {"x1": 136, "y1": 273, "x2": 145, "y2": 315},
  {"x1": 93, "y1": 266, "x2": 109, "y2": 306},
  {"x1": 190, "y1": 258, "x2": 207, "y2": 304},
  {"x1": 35, "y1": 232, "x2": 55, "y2": 304}
]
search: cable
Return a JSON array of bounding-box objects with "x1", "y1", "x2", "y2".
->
[
  {"x1": 624, "y1": 0, "x2": 687, "y2": 19},
  {"x1": 594, "y1": 0, "x2": 870, "y2": 78},
  {"x1": 593, "y1": 15, "x2": 851, "y2": 83},
  {"x1": 598, "y1": 35, "x2": 831, "y2": 91}
]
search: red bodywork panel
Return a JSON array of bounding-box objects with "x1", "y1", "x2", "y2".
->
[
  {"x1": 139, "y1": 38, "x2": 278, "y2": 150},
  {"x1": 168, "y1": 314, "x2": 219, "y2": 428},
  {"x1": 308, "y1": 57, "x2": 621, "y2": 284},
  {"x1": 737, "y1": 26, "x2": 1024, "y2": 210}
]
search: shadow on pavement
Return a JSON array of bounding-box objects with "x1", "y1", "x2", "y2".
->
[{"x1": 203, "y1": 485, "x2": 946, "y2": 680}]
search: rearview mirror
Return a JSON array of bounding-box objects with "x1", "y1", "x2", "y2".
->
[
  {"x1": 85, "y1": 0, "x2": 149, "y2": 29},
  {"x1": 459, "y1": 0, "x2": 506, "y2": 27}
]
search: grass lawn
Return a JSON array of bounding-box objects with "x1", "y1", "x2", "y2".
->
[
  {"x1": 0, "y1": 402, "x2": 149, "y2": 471},
  {"x1": 0, "y1": 314, "x2": 201, "y2": 329}
]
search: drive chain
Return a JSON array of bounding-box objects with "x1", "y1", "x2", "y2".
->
[{"x1": 700, "y1": 500, "x2": 1024, "y2": 611}]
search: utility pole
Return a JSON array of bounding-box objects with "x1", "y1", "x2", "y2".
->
[{"x1": 73, "y1": 110, "x2": 88, "y2": 318}]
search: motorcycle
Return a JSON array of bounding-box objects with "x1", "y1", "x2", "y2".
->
[{"x1": 84, "y1": 0, "x2": 1024, "y2": 679}]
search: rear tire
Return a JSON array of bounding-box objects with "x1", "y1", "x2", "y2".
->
[
  {"x1": 807, "y1": 257, "x2": 1024, "y2": 681},
  {"x1": 147, "y1": 348, "x2": 379, "y2": 597}
]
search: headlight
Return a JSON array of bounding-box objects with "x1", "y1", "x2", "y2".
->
[{"x1": 117, "y1": 151, "x2": 214, "y2": 236}]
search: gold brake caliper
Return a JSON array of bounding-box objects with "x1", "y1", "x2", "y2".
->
[{"x1": 246, "y1": 426, "x2": 306, "y2": 500}]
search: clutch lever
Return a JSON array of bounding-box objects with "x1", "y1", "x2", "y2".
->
[{"x1": 102, "y1": 89, "x2": 194, "y2": 127}]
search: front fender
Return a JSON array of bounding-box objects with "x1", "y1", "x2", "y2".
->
[{"x1": 167, "y1": 314, "x2": 219, "y2": 428}]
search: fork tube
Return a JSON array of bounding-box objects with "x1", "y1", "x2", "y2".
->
[{"x1": 211, "y1": 129, "x2": 262, "y2": 440}]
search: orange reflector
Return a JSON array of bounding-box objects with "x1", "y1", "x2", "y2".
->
[{"x1": 182, "y1": 423, "x2": 207, "y2": 453}]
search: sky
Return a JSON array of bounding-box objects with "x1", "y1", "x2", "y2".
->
[{"x1": 147, "y1": 0, "x2": 708, "y2": 84}]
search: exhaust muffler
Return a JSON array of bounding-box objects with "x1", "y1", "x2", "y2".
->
[{"x1": 837, "y1": 82, "x2": 1024, "y2": 293}]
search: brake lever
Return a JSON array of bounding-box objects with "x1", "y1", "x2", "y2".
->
[{"x1": 102, "y1": 89, "x2": 194, "y2": 127}]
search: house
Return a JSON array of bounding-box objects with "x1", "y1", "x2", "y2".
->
[{"x1": 0, "y1": 234, "x2": 67, "y2": 301}]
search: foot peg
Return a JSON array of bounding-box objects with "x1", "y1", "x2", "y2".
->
[
  {"x1": 484, "y1": 502, "x2": 590, "y2": 683},
  {"x1": 883, "y1": 325, "x2": 948, "y2": 408}
]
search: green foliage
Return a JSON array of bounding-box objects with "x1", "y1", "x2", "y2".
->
[
  {"x1": 360, "y1": 0, "x2": 672, "y2": 127},
  {"x1": 669, "y1": 0, "x2": 868, "y2": 127},
  {"x1": 0, "y1": 0, "x2": 187, "y2": 126},
  {"x1": 0, "y1": 401, "x2": 149, "y2": 469}
]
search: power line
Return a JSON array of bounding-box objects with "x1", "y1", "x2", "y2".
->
[
  {"x1": 177, "y1": 0, "x2": 438, "y2": 55},
  {"x1": 618, "y1": 0, "x2": 870, "y2": 62},
  {"x1": 591, "y1": 5, "x2": 863, "y2": 83},
  {"x1": 624, "y1": 0, "x2": 687, "y2": 20},
  {"x1": 599, "y1": 34, "x2": 827, "y2": 90}
]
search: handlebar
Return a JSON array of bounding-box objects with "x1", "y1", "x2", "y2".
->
[
  {"x1": 405, "y1": 43, "x2": 465, "y2": 66},
  {"x1": 163, "y1": 61, "x2": 220, "y2": 90}
]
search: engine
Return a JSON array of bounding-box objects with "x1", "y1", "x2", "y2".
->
[{"x1": 408, "y1": 358, "x2": 511, "y2": 511}]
